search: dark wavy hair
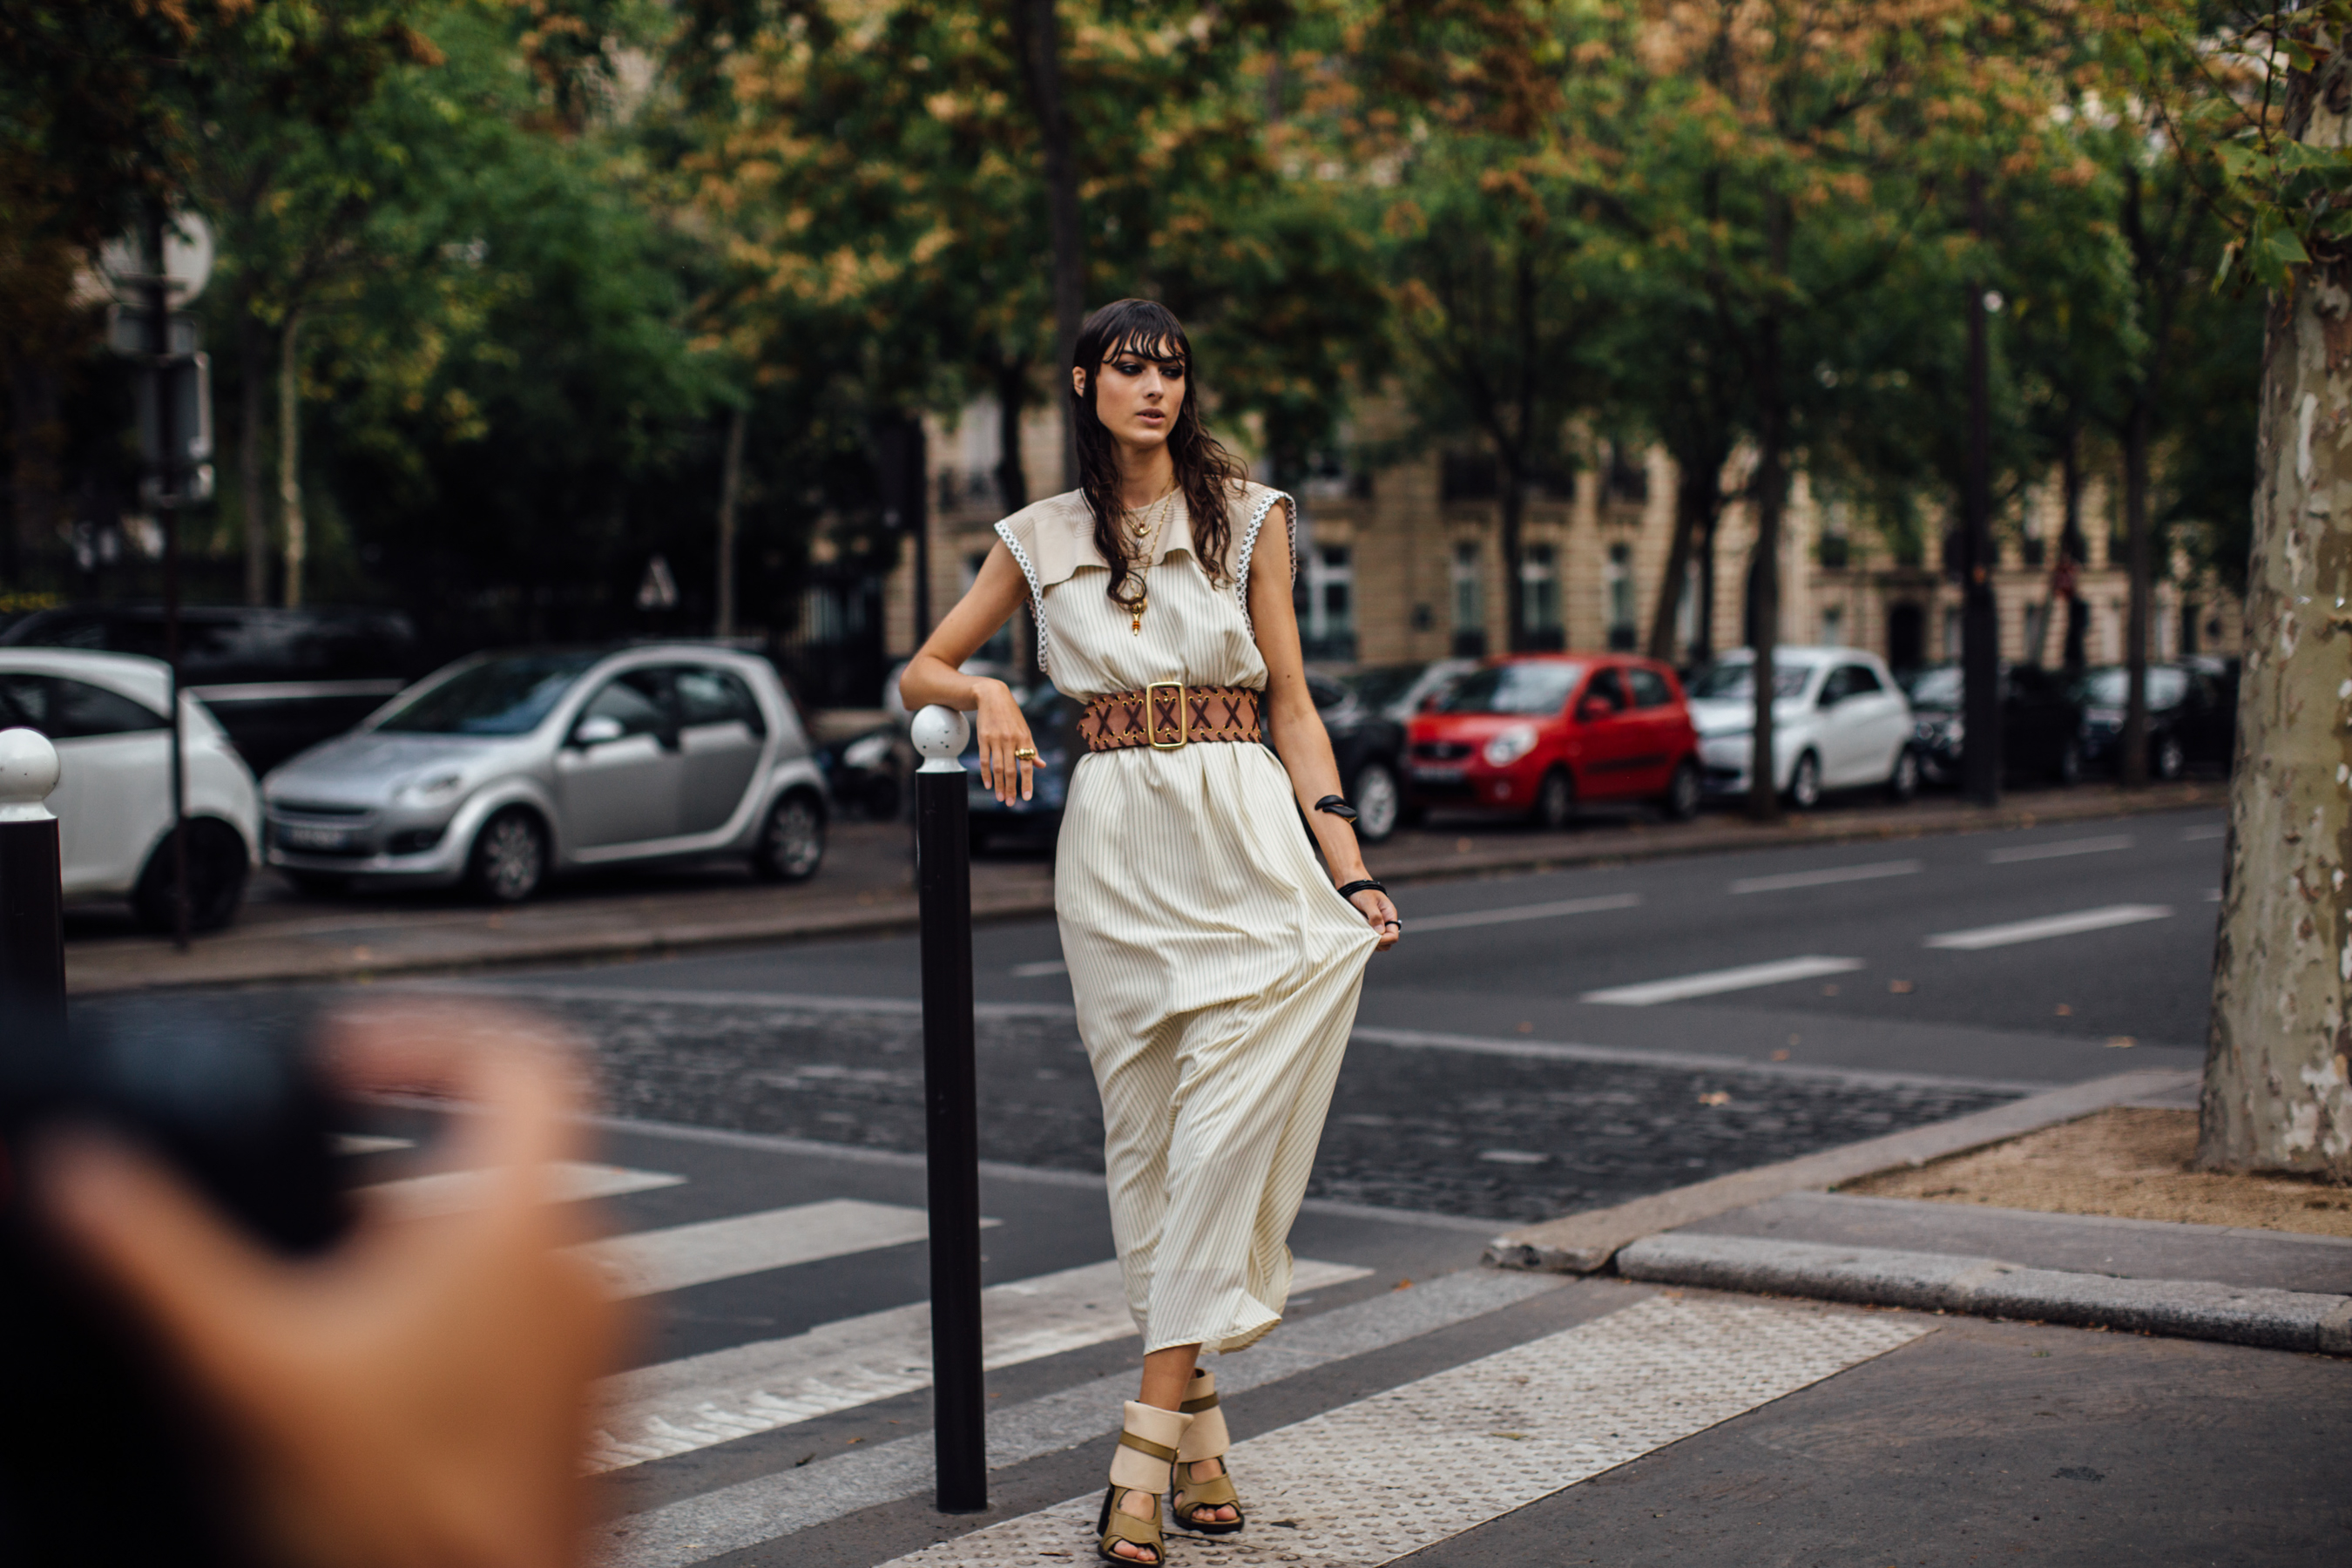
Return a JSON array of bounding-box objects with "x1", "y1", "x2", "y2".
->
[{"x1": 1070, "y1": 299, "x2": 1249, "y2": 610}]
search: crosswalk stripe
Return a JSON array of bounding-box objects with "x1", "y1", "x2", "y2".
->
[
  {"x1": 1924, "y1": 903, "x2": 2173, "y2": 950},
  {"x1": 590, "y1": 1257, "x2": 1371, "y2": 1471},
  {"x1": 1986, "y1": 833, "x2": 2134, "y2": 863},
  {"x1": 364, "y1": 1160, "x2": 685, "y2": 1218},
  {"x1": 875, "y1": 1295, "x2": 1928, "y2": 1567},
  {"x1": 1582, "y1": 954, "x2": 1864, "y2": 1006},
  {"x1": 578, "y1": 1199, "x2": 968, "y2": 1301},
  {"x1": 1404, "y1": 891, "x2": 1641, "y2": 933}
]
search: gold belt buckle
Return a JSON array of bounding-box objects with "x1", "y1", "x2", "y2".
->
[{"x1": 1146, "y1": 680, "x2": 1187, "y2": 748}]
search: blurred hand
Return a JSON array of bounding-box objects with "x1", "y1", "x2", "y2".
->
[
  {"x1": 1346, "y1": 887, "x2": 1401, "y2": 952},
  {"x1": 973, "y1": 677, "x2": 1037, "y2": 805},
  {"x1": 36, "y1": 1002, "x2": 625, "y2": 1568}
]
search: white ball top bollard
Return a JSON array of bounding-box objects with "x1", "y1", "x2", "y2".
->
[
  {"x1": 0, "y1": 727, "x2": 60, "y2": 823},
  {"x1": 910, "y1": 706, "x2": 972, "y2": 774}
]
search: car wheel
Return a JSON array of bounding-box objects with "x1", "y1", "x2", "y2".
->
[
  {"x1": 132, "y1": 818, "x2": 250, "y2": 934},
  {"x1": 1350, "y1": 760, "x2": 1402, "y2": 843},
  {"x1": 2054, "y1": 738, "x2": 2083, "y2": 786},
  {"x1": 1785, "y1": 750, "x2": 1823, "y2": 811},
  {"x1": 752, "y1": 790, "x2": 826, "y2": 882},
  {"x1": 2154, "y1": 733, "x2": 2186, "y2": 781},
  {"x1": 1531, "y1": 767, "x2": 1576, "y2": 831},
  {"x1": 1885, "y1": 746, "x2": 1920, "y2": 804},
  {"x1": 281, "y1": 869, "x2": 350, "y2": 896},
  {"x1": 466, "y1": 808, "x2": 548, "y2": 904},
  {"x1": 1659, "y1": 759, "x2": 1702, "y2": 821}
]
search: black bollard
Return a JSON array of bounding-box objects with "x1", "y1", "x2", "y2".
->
[
  {"x1": 0, "y1": 729, "x2": 66, "y2": 1048},
  {"x1": 911, "y1": 706, "x2": 986, "y2": 1513}
]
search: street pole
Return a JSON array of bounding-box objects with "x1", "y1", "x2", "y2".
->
[
  {"x1": 909, "y1": 704, "x2": 985, "y2": 1513},
  {"x1": 0, "y1": 729, "x2": 67, "y2": 1051},
  {"x1": 144, "y1": 206, "x2": 191, "y2": 950},
  {"x1": 1960, "y1": 175, "x2": 2003, "y2": 808}
]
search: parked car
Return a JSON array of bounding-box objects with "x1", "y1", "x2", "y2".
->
[
  {"x1": 0, "y1": 648, "x2": 260, "y2": 931},
  {"x1": 1686, "y1": 646, "x2": 1918, "y2": 808},
  {"x1": 1405, "y1": 653, "x2": 1702, "y2": 828},
  {"x1": 1337, "y1": 659, "x2": 1478, "y2": 724},
  {"x1": 0, "y1": 604, "x2": 425, "y2": 775},
  {"x1": 1903, "y1": 662, "x2": 2086, "y2": 786},
  {"x1": 1302, "y1": 671, "x2": 1408, "y2": 841},
  {"x1": 963, "y1": 686, "x2": 1084, "y2": 853},
  {"x1": 816, "y1": 720, "x2": 912, "y2": 821},
  {"x1": 261, "y1": 644, "x2": 829, "y2": 902},
  {"x1": 2075, "y1": 663, "x2": 2236, "y2": 779}
]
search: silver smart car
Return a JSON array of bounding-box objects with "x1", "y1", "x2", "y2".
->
[{"x1": 262, "y1": 644, "x2": 828, "y2": 902}]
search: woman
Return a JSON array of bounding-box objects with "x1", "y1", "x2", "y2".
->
[{"x1": 899, "y1": 299, "x2": 1399, "y2": 1565}]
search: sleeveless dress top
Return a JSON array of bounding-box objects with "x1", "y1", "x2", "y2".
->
[{"x1": 995, "y1": 483, "x2": 1378, "y2": 1355}]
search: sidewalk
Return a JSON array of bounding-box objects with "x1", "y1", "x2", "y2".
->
[{"x1": 64, "y1": 778, "x2": 2221, "y2": 995}]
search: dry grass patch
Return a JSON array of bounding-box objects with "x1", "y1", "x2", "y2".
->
[{"x1": 1842, "y1": 1106, "x2": 2352, "y2": 1238}]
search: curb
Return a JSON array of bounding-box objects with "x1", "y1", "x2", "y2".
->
[
  {"x1": 1615, "y1": 1232, "x2": 2352, "y2": 1356},
  {"x1": 1481, "y1": 1068, "x2": 2199, "y2": 1274}
]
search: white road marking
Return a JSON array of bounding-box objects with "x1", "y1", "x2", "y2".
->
[
  {"x1": 588, "y1": 1257, "x2": 1370, "y2": 1472},
  {"x1": 1924, "y1": 903, "x2": 2173, "y2": 950},
  {"x1": 364, "y1": 1160, "x2": 684, "y2": 1218},
  {"x1": 577, "y1": 1199, "x2": 974, "y2": 1301},
  {"x1": 1729, "y1": 859, "x2": 1923, "y2": 895},
  {"x1": 1582, "y1": 955, "x2": 1865, "y2": 1007},
  {"x1": 1986, "y1": 833, "x2": 2134, "y2": 863},
  {"x1": 2207, "y1": 888, "x2": 2222, "y2": 902},
  {"x1": 2182, "y1": 823, "x2": 2227, "y2": 841},
  {"x1": 875, "y1": 1295, "x2": 1928, "y2": 1568},
  {"x1": 333, "y1": 1133, "x2": 415, "y2": 1155},
  {"x1": 1008, "y1": 958, "x2": 1068, "y2": 977},
  {"x1": 1408, "y1": 891, "x2": 1642, "y2": 932}
]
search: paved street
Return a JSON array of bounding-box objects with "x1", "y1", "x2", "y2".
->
[{"x1": 79, "y1": 801, "x2": 2349, "y2": 1566}]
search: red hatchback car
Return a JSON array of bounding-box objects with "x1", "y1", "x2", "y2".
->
[{"x1": 1403, "y1": 653, "x2": 1702, "y2": 828}]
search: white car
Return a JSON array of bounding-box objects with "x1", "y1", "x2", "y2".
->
[
  {"x1": 0, "y1": 647, "x2": 262, "y2": 930},
  {"x1": 1686, "y1": 646, "x2": 1919, "y2": 808}
]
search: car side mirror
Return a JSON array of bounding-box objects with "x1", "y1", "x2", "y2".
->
[
  {"x1": 571, "y1": 714, "x2": 625, "y2": 747},
  {"x1": 1577, "y1": 697, "x2": 1616, "y2": 723}
]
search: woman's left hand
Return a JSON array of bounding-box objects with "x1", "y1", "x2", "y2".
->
[{"x1": 1347, "y1": 887, "x2": 1400, "y2": 952}]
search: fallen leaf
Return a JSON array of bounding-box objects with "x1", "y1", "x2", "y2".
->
[
  {"x1": 1770, "y1": 1048, "x2": 1791, "y2": 1062},
  {"x1": 2054, "y1": 1003, "x2": 2072, "y2": 1016},
  {"x1": 1698, "y1": 1091, "x2": 1731, "y2": 1106},
  {"x1": 1889, "y1": 979, "x2": 1914, "y2": 994},
  {"x1": 2105, "y1": 1035, "x2": 2136, "y2": 1049}
]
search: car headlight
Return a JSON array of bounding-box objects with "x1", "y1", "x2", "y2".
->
[
  {"x1": 398, "y1": 770, "x2": 467, "y2": 807},
  {"x1": 1483, "y1": 725, "x2": 1538, "y2": 767}
]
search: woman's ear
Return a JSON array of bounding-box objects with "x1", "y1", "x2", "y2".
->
[{"x1": 1071, "y1": 366, "x2": 1086, "y2": 398}]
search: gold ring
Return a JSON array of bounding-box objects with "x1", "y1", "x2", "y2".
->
[{"x1": 1012, "y1": 747, "x2": 1039, "y2": 761}]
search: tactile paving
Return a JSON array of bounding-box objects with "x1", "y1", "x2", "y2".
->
[{"x1": 875, "y1": 1294, "x2": 1927, "y2": 1566}]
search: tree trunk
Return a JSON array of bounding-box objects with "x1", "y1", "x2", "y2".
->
[
  {"x1": 1498, "y1": 465, "x2": 1527, "y2": 654},
  {"x1": 1011, "y1": 0, "x2": 1084, "y2": 490},
  {"x1": 1651, "y1": 436, "x2": 1725, "y2": 663},
  {"x1": 2200, "y1": 257, "x2": 2352, "y2": 1179},
  {"x1": 714, "y1": 404, "x2": 746, "y2": 637},
  {"x1": 239, "y1": 306, "x2": 268, "y2": 605},
  {"x1": 2061, "y1": 423, "x2": 2088, "y2": 674},
  {"x1": 2119, "y1": 400, "x2": 2153, "y2": 786},
  {"x1": 1961, "y1": 177, "x2": 2002, "y2": 806},
  {"x1": 1747, "y1": 199, "x2": 1788, "y2": 824},
  {"x1": 278, "y1": 311, "x2": 305, "y2": 609},
  {"x1": 1693, "y1": 505, "x2": 1719, "y2": 666}
]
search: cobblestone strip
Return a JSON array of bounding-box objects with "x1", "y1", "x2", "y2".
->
[{"x1": 875, "y1": 1296, "x2": 1927, "y2": 1568}]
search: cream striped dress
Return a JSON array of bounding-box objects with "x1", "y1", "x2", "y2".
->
[{"x1": 996, "y1": 483, "x2": 1379, "y2": 1355}]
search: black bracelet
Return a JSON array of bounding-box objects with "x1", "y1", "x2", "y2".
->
[
  {"x1": 1314, "y1": 794, "x2": 1359, "y2": 822},
  {"x1": 1335, "y1": 879, "x2": 1385, "y2": 900}
]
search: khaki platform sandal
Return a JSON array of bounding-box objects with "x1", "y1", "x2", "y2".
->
[
  {"x1": 1097, "y1": 1401, "x2": 1193, "y2": 1565},
  {"x1": 1169, "y1": 1369, "x2": 1245, "y2": 1536}
]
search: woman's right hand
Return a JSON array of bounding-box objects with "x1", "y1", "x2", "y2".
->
[{"x1": 974, "y1": 679, "x2": 1037, "y2": 805}]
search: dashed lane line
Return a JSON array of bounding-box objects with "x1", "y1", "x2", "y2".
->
[
  {"x1": 589, "y1": 1258, "x2": 1370, "y2": 1472},
  {"x1": 1728, "y1": 859, "x2": 1923, "y2": 895},
  {"x1": 1010, "y1": 958, "x2": 1068, "y2": 977},
  {"x1": 875, "y1": 1294, "x2": 1930, "y2": 1568},
  {"x1": 1581, "y1": 955, "x2": 1865, "y2": 1007},
  {"x1": 1924, "y1": 903, "x2": 2173, "y2": 950},
  {"x1": 1402, "y1": 891, "x2": 1642, "y2": 934},
  {"x1": 2182, "y1": 823, "x2": 2227, "y2": 841},
  {"x1": 1986, "y1": 834, "x2": 2134, "y2": 863}
]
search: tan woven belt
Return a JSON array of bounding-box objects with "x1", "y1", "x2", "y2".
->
[{"x1": 1079, "y1": 682, "x2": 1262, "y2": 753}]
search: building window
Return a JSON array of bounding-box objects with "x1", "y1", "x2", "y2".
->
[
  {"x1": 1820, "y1": 604, "x2": 1845, "y2": 648},
  {"x1": 1522, "y1": 544, "x2": 1562, "y2": 650},
  {"x1": 1301, "y1": 544, "x2": 1355, "y2": 660},
  {"x1": 1451, "y1": 542, "x2": 1485, "y2": 657},
  {"x1": 1605, "y1": 542, "x2": 1636, "y2": 651}
]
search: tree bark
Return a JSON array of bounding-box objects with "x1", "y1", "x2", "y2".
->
[
  {"x1": 2200, "y1": 261, "x2": 2352, "y2": 1178},
  {"x1": 714, "y1": 404, "x2": 746, "y2": 637},
  {"x1": 1651, "y1": 435, "x2": 1726, "y2": 664},
  {"x1": 1011, "y1": 0, "x2": 1083, "y2": 490},
  {"x1": 2061, "y1": 423, "x2": 2088, "y2": 674},
  {"x1": 1747, "y1": 197, "x2": 1788, "y2": 824},
  {"x1": 1961, "y1": 177, "x2": 2002, "y2": 806},
  {"x1": 1498, "y1": 467, "x2": 1527, "y2": 653},
  {"x1": 240, "y1": 309, "x2": 269, "y2": 605},
  {"x1": 278, "y1": 311, "x2": 305, "y2": 608},
  {"x1": 2120, "y1": 400, "x2": 2153, "y2": 785}
]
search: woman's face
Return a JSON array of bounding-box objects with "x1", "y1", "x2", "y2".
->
[{"x1": 1077, "y1": 337, "x2": 1186, "y2": 455}]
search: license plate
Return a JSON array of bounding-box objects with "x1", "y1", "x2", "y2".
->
[
  {"x1": 282, "y1": 825, "x2": 352, "y2": 851},
  {"x1": 1411, "y1": 766, "x2": 1464, "y2": 784}
]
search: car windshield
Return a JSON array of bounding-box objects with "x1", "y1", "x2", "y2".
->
[
  {"x1": 375, "y1": 652, "x2": 600, "y2": 735},
  {"x1": 1436, "y1": 662, "x2": 1585, "y2": 715},
  {"x1": 1686, "y1": 661, "x2": 1813, "y2": 701},
  {"x1": 2078, "y1": 667, "x2": 2187, "y2": 708},
  {"x1": 1342, "y1": 665, "x2": 1427, "y2": 711},
  {"x1": 1904, "y1": 666, "x2": 1963, "y2": 708}
]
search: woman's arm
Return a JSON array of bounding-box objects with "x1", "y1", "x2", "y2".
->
[
  {"x1": 1246, "y1": 502, "x2": 1399, "y2": 953},
  {"x1": 897, "y1": 540, "x2": 1037, "y2": 805}
]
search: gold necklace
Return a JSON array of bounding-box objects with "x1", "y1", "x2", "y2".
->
[{"x1": 1118, "y1": 488, "x2": 1179, "y2": 634}]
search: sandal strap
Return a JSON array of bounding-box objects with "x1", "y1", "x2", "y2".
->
[
  {"x1": 1178, "y1": 1391, "x2": 1219, "y2": 1414},
  {"x1": 1118, "y1": 1431, "x2": 1179, "y2": 1463},
  {"x1": 1174, "y1": 1470, "x2": 1240, "y2": 1512},
  {"x1": 1098, "y1": 1487, "x2": 1164, "y2": 1564}
]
